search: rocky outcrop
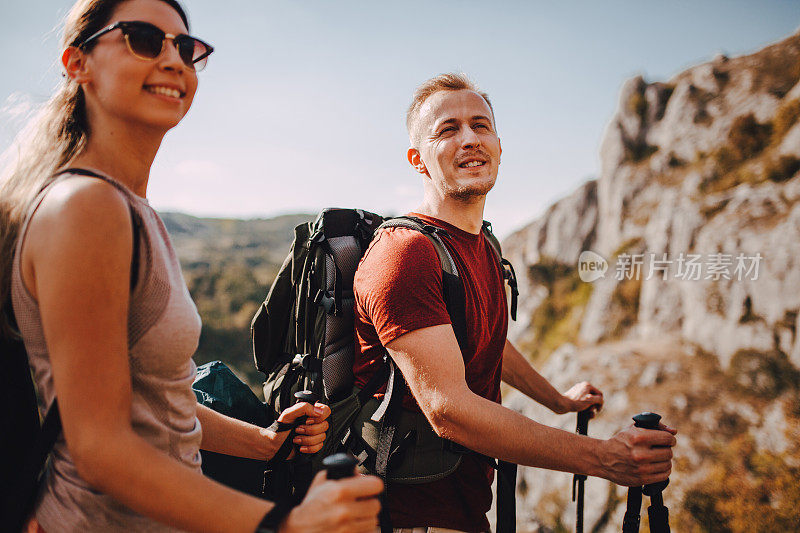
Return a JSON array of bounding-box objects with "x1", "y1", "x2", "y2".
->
[
  {"x1": 502, "y1": 31, "x2": 800, "y2": 532},
  {"x1": 505, "y1": 31, "x2": 800, "y2": 367}
]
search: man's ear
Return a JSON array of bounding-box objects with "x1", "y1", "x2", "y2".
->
[
  {"x1": 62, "y1": 46, "x2": 91, "y2": 84},
  {"x1": 407, "y1": 147, "x2": 428, "y2": 176}
]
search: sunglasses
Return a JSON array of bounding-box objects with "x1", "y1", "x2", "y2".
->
[{"x1": 79, "y1": 21, "x2": 214, "y2": 72}]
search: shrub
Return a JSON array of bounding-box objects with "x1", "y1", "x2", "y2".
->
[
  {"x1": 624, "y1": 139, "x2": 658, "y2": 162},
  {"x1": 679, "y1": 435, "x2": 800, "y2": 532},
  {"x1": 727, "y1": 349, "x2": 800, "y2": 399},
  {"x1": 765, "y1": 155, "x2": 800, "y2": 182},
  {"x1": 727, "y1": 114, "x2": 771, "y2": 161}
]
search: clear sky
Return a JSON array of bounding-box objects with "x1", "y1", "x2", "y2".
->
[{"x1": 2, "y1": 1, "x2": 798, "y2": 237}]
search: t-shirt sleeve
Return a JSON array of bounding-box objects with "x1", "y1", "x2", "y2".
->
[{"x1": 354, "y1": 227, "x2": 451, "y2": 346}]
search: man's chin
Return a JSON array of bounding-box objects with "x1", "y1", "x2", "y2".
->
[{"x1": 450, "y1": 182, "x2": 495, "y2": 202}]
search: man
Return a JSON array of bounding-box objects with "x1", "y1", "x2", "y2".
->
[{"x1": 352, "y1": 73, "x2": 676, "y2": 532}]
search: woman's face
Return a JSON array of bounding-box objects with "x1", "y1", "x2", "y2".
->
[{"x1": 79, "y1": 0, "x2": 198, "y2": 132}]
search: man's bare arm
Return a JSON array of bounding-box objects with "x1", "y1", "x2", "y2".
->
[
  {"x1": 501, "y1": 340, "x2": 603, "y2": 415},
  {"x1": 386, "y1": 325, "x2": 675, "y2": 486}
]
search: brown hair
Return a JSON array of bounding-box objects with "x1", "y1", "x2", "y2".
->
[
  {"x1": 405, "y1": 72, "x2": 494, "y2": 146},
  {"x1": 0, "y1": 0, "x2": 189, "y2": 337}
]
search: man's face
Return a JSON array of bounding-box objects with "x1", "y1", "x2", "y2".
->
[{"x1": 410, "y1": 89, "x2": 501, "y2": 201}]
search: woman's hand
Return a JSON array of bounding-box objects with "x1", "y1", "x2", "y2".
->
[
  {"x1": 280, "y1": 470, "x2": 383, "y2": 533},
  {"x1": 264, "y1": 402, "x2": 331, "y2": 458}
]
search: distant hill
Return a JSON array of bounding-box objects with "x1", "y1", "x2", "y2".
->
[{"x1": 161, "y1": 212, "x2": 315, "y2": 390}]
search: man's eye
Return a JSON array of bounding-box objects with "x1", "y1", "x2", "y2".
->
[
  {"x1": 474, "y1": 123, "x2": 489, "y2": 130},
  {"x1": 440, "y1": 127, "x2": 456, "y2": 133}
]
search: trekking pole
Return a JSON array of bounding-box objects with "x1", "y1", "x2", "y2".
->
[
  {"x1": 293, "y1": 390, "x2": 319, "y2": 423},
  {"x1": 573, "y1": 408, "x2": 592, "y2": 533},
  {"x1": 621, "y1": 412, "x2": 671, "y2": 533},
  {"x1": 323, "y1": 453, "x2": 358, "y2": 480},
  {"x1": 292, "y1": 391, "x2": 319, "y2": 494}
]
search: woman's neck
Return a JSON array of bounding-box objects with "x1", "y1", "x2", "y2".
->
[{"x1": 70, "y1": 116, "x2": 165, "y2": 198}]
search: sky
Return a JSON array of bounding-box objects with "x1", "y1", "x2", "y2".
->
[{"x1": 2, "y1": 1, "x2": 799, "y2": 238}]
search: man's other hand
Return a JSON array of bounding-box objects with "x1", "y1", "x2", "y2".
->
[
  {"x1": 556, "y1": 381, "x2": 604, "y2": 417},
  {"x1": 599, "y1": 423, "x2": 678, "y2": 487}
]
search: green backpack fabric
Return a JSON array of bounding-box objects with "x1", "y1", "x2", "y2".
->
[
  {"x1": 251, "y1": 208, "x2": 519, "y2": 531},
  {"x1": 192, "y1": 361, "x2": 272, "y2": 497}
]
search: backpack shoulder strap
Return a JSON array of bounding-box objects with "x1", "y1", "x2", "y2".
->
[
  {"x1": 481, "y1": 220, "x2": 519, "y2": 321},
  {"x1": 378, "y1": 216, "x2": 458, "y2": 277},
  {"x1": 376, "y1": 216, "x2": 467, "y2": 352}
]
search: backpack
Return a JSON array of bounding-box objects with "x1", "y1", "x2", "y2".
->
[
  {"x1": 250, "y1": 207, "x2": 519, "y2": 532},
  {"x1": 192, "y1": 361, "x2": 273, "y2": 498},
  {"x1": 0, "y1": 168, "x2": 140, "y2": 533}
]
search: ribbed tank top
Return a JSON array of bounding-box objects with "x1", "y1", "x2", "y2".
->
[{"x1": 11, "y1": 170, "x2": 203, "y2": 532}]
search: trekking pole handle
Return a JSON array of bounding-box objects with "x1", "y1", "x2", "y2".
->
[
  {"x1": 323, "y1": 453, "x2": 358, "y2": 480},
  {"x1": 293, "y1": 390, "x2": 319, "y2": 425},
  {"x1": 632, "y1": 412, "x2": 661, "y2": 430},
  {"x1": 632, "y1": 412, "x2": 669, "y2": 495},
  {"x1": 294, "y1": 390, "x2": 318, "y2": 404}
]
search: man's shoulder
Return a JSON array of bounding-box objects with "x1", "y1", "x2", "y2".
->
[{"x1": 361, "y1": 224, "x2": 439, "y2": 266}]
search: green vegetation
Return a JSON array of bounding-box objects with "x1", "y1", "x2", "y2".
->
[
  {"x1": 698, "y1": 99, "x2": 800, "y2": 193},
  {"x1": 700, "y1": 113, "x2": 781, "y2": 193},
  {"x1": 727, "y1": 349, "x2": 800, "y2": 399},
  {"x1": 605, "y1": 276, "x2": 641, "y2": 340},
  {"x1": 679, "y1": 435, "x2": 800, "y2": 532},
  {"x1": 523, "y1": 260, "x2": 593, "y2": 363},
  {"x1": 162, "y1": 212, "x2": 314, "y2": 393}
]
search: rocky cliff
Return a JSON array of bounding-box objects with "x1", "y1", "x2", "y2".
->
[{"x1": 502, "y1": 32, "x2": 800, "y2": 532}]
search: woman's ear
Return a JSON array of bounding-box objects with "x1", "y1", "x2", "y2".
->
[{"x1": 62, "y1": 46, "x2": 91, "y2": 84}]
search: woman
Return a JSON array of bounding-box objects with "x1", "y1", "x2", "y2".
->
[{"x1": 0, "y1": 0, "x2": 382, "y2": 531}]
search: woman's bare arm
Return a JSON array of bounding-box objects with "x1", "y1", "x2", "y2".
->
[
  {"x1": 24, "y1": 177, "x2": 380, "y2": 533},
  {"x1": 196, "y1": 402, "x2": 330, "y2": 459}
]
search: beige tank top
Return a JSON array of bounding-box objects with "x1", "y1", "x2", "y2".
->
[{"x1": 11, "y1": 170, "x2": 203, "y2": 532}]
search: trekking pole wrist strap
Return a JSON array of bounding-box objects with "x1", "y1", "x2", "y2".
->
[
  {"x1": 268, "y1": 420, "x2": 301, "y2": 433},
  {"x1": 265, "y1": 418, "x2": 304, "y2": 464}
]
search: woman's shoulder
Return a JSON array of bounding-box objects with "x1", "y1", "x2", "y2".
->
[
  {"x1": 35, "y1": 175, "x2": 131, "y2": 228},
  {"x1": 25, "y1": 175, "x2": 133, "y2": 258}
]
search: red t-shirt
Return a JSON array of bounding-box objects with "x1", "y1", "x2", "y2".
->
[{"x1": 353, "y1": 213, "x2": 509, "y2": 532}]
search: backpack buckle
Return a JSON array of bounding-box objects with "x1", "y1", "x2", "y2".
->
[
  {"x1": 313, "y1": 289, "x2": 337, "y2": 314},
  {"x1": 292, "y1": 354, "x2": 310, "y2": 370}
]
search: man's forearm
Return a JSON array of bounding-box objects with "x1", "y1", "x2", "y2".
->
[
  {"x1": 501, "y1": 340, "x2": 566, "y2": 413},
  {"x1": 431, "y1": 387, "x2": 603, "y2": 476}
]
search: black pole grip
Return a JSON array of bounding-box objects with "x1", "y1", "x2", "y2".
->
[
  {"x1": 632, "y1": 412, "x2": 661, "y2": 430},
  {"x1": 632, "y1": 413, "x2": 670, "y2": 494},
  {"x1": 294, "y1": 390, "x2": 318, "y2": 405},
  {"x1": 293, "y1": 390, "x2": 318, "y2": 425},
  {"x1": 323, "y1": 453, "x2": 358, "y2": 480}
]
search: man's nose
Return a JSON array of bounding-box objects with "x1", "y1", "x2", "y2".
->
[{"x1": 459, "y1": 125, "x2": 481, "y2": 148}]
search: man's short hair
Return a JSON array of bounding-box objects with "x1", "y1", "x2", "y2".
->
[{"x1": 406, "y1": 73, "x2": 494, "y2": 146}]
